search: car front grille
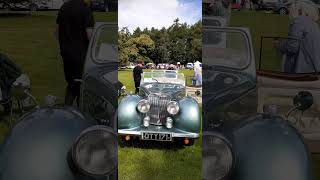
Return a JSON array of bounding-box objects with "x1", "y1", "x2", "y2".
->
[{"x1": 147, "y1": 93, "x2": 171, "y2": 125}]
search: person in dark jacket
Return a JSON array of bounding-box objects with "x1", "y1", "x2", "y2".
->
[
  {"x1": 133, "y1": 60, "x2": 143, "y2": 94},
  {"x1": 55, "y1": 0, "x2": 95, "y2": 106},
  {"x1": 0, "y1": 53, "x2": 22, "y2": 114}
]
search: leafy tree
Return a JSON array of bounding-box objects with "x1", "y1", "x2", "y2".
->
[{"x1": 118, "y1": 19, "x2": 202, "y2": 67}]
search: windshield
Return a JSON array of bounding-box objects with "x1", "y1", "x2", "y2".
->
[
  {"x1": 142, "y1": 71, "x2": 185, "y2": 85},
  {"x1": 142, "y1": 83, "x2": 185, "y2": 94},
  {"x1": 93, "y1": 24, "x2": 118, "y2": 63},
  {"x1": 203, "y1": 29, "x2": 250, "y2": 69}
]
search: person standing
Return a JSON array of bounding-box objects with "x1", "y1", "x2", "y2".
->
[
  {"x1": 55, "y1": 0, "x2": 95, "y2": 106},
  {"x1": 133, "y1": 61, "x2": 143, "y2": 94},
  {"x1": 273, "y1": 0, "x2": 320, "y2": 73}
]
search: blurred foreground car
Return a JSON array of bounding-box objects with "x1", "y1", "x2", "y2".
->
[
  {"x1": 118, "y1": 70, "x2": 201, "y2": 146},
  {"x1": 202, "y1": 26, "x2": 313, "y2": 180},
  {"x1": 0, "y1": 23, "x2": 119, "y2": 180}
]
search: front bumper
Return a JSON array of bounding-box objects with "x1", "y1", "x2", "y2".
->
[{"x1": 118, "y1": 126, "x2": 200, "y2": 139}]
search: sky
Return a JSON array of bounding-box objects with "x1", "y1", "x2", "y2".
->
[{"x1": 118, "y1": 0, "x2": 202, "y2": 32}]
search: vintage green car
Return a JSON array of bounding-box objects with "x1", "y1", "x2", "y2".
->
[{"x1": 118, "y1": 70, "x2": 201, "y2": 145}]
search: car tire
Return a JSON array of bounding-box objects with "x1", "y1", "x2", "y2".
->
[{"x1": 279, "y1": 8, "x2": 287, "y2": 15}]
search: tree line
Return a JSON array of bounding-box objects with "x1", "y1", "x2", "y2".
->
[{"x1": 119, "y1": 18, "x2": 202, "y2": 67}]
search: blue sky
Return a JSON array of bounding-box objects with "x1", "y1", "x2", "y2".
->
[{"x1": 119, "y1": 0, "x2": 202, "y2": 32}]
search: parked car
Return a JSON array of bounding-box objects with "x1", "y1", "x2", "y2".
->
[
  {"x1": 256, "y1": 0, "x2": 290, "y2": 15},
  {"x1": 168, "y1": 64, "x2": 177, "y2": 70},
  {"x1": 91, "y1": 0, "x2": 108, "y2": 12},
  {"x1": 145, "y1": 63, "x2": 156, "y2": 69},
  {"x1": 91, "y1": 0, "x2": 117, "y2": 12},
  {"x1": 126, "y1": 62, "x2": 135, "y2": 69},
  {"x1": 0, "y1": 0, "x2": 63, "y2": 11},
  {"x1": 118, "y1": 70, "x2": 201, "y2": 146},
  {"x1": 186, "y1": 63, "x2": 194, "y2": 70},
  {"x1": 202, "y1": 25, "x2": 313, "y2": 179},
  {"x1": 274, "y1": 0, "x2": 320, "y2": 15},
  {"x1": 0, "y1": 23, "x2": 119, "y2": 180},
  {"x1": 157, "y1": 63, "x2": 166, "y2": 69}
]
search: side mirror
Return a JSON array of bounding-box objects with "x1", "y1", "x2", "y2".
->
[
  {"x1": 195, "y1": 90, "x2": 201, "y2": 97},
  {"x1": 293, "y1": 91, "x2": 313, "y2": 111}
]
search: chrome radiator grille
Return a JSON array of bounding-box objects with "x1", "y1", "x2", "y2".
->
[{"x1": 147, "y1": 94, "x2": 171, "y2": 125}]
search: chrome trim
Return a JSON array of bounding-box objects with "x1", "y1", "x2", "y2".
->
[
  {"x1": 147, "y1": 93, "x2": 171, "y2": 125},
  {"x1": 118, "y1": 130, "x2": 200, "y2": 138}
]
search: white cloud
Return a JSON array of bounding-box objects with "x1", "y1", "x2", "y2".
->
[{"x1": 119, "y1": 0, "x2": 201, "y2": 32}]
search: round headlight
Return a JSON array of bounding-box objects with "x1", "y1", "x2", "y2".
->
[
  {"x1": 137, "y1": 99, "x2": 150, "y2": 113},
  {"x1": 202, "y1": 132, "x2": 233, "y2": 180},
  {"x1": 167, "y1": 101, "x2": 179, "y2": 115},
  {"x1": 72, "y1": 126, "x2": 117, "y2": 176}
]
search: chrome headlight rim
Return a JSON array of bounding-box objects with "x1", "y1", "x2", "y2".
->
[
  {"x1": 137, "y1": 99, "x2": 150, "y2": 113},
  {"x1": 167, "y1": 101, "x2": 180, "y2": 115},
  {"x1": 71, "y1": 125, "x2": 118, "y2": 177},
  {"x1": 202, "y1": 131, "x2": 235, "y2": 180}
]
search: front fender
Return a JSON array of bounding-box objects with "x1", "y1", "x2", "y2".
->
[
  {"x1": 174, "y1": 97, "x2": 201, "y2": 133},
  {"x1": 232, "y1": 114, "x2": 313, "y2": 180},
  {"x1": 0, "y1": 107, "x2": 97, "y2": 180},
  {"x1": 118, "y1": 95, "x2": 142, "y2": 129}
]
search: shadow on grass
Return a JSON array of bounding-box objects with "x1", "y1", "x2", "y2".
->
[{"x1": 119, "y1": 138, "x2": 187, "y2": 151}]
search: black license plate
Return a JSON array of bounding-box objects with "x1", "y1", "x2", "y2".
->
[{"x1": 141, "y1": 132, "x2": 173, "y2": 141}]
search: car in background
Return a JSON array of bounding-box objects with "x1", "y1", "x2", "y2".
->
[
  {"x1": 256, "y1": 0, "x2": 290, "y2": 15},
  {"x1": 0, "y1": 0, "x2": 64, "y2": 11},
  {"x1": 145, "y1": 63, "x2": 156, "y2": 69},
  {"x1": 126, "y1": 62, "x2": 135, "y2": 69},
  {"x1": 168, "y1": 64, "x2": 177, "y2": 70},
  {"x1": 186, "y1": 63, "x2": 194, "y2": 70},
  {"x1": 90, "y1": 0, "x2": 117, "y2": 12},
  {"x1": 275, "y1": 0, "x2": 320, "y2": 15},
  {"x1": 157, "y1": 63, "x2": 166, "y2": 69}
]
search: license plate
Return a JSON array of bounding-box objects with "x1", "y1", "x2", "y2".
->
[{"x1": 141, "y1": 132, "x2": 173, "y2": 141}]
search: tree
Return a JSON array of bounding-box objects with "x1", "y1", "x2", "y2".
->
[
  {"x1": 118, "y1": 19, "x2": 202, "y2": 67},
  {"x1": 119, "y1": 33, "x2": 155, "y2": 66}
]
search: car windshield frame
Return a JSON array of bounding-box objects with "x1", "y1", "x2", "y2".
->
[
  {"x1": 141, "y1": 82, "x2": 185, "y2": 94},
  {"x1": 203, "y1": 27, "x2": 252, "y2": 71},
  {"x1": 91, "y1": 23, "x2": 118, "y2": 64}
]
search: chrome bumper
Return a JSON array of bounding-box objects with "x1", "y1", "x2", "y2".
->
[{"x1": 118, "y1": 129, "x2": 200, "y2": 139}]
